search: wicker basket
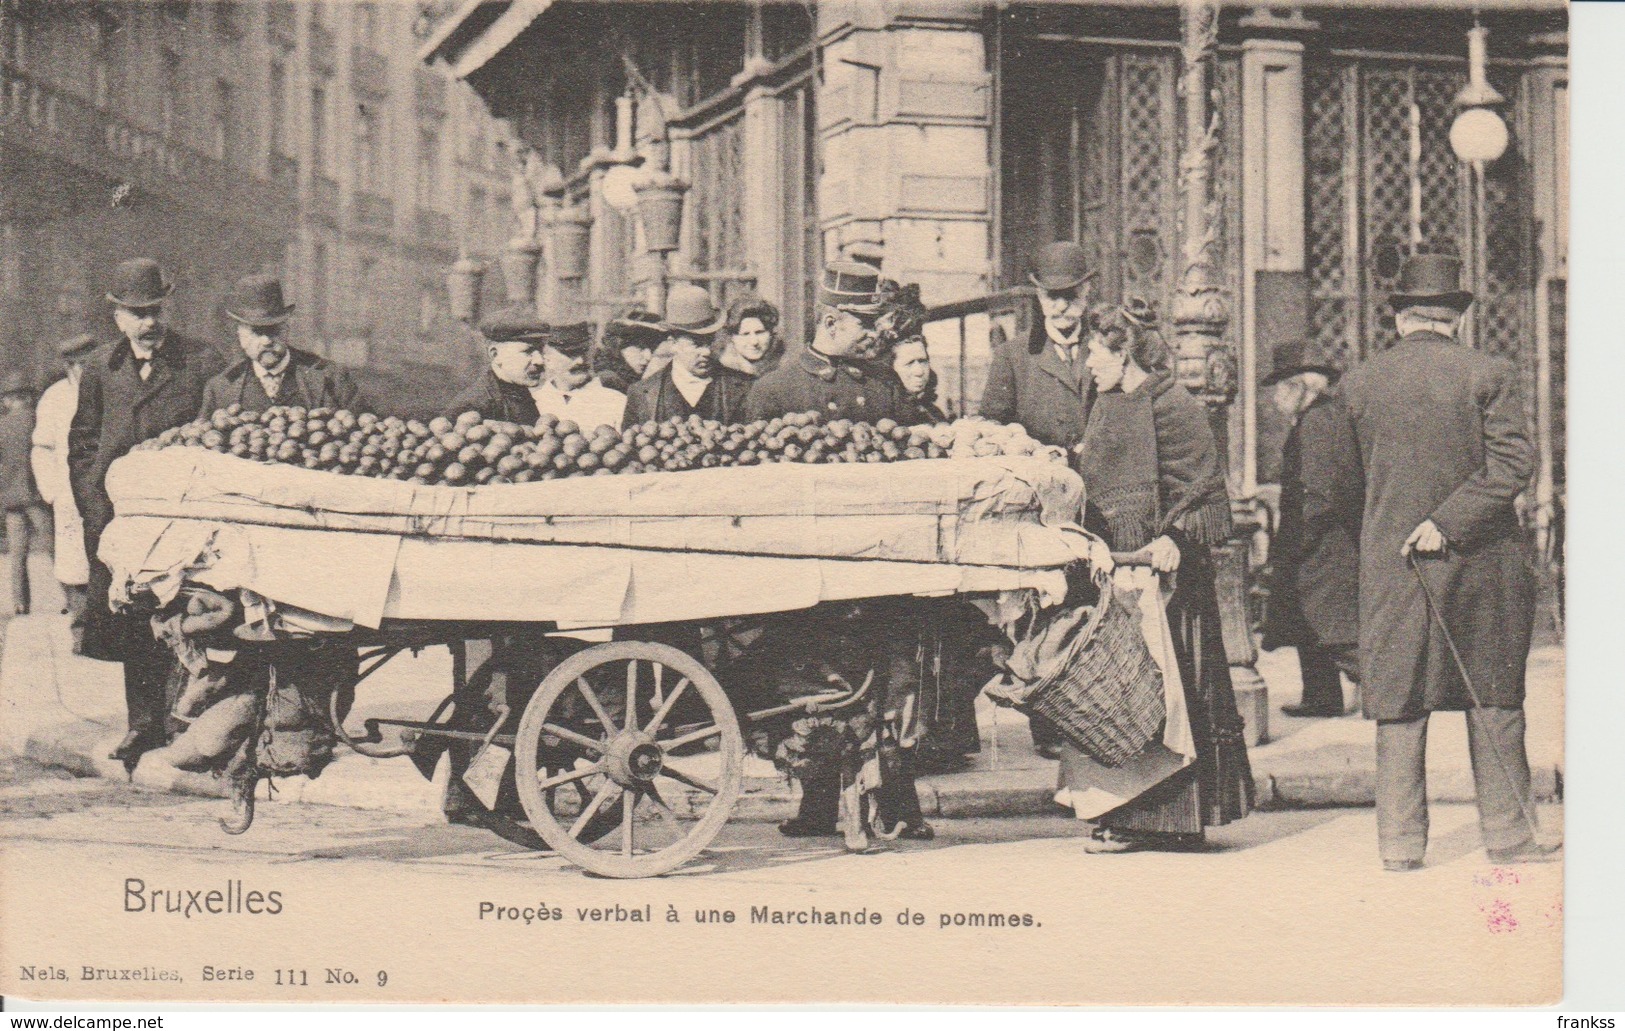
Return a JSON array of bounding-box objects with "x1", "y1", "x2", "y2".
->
[{"x1": 988, "y1": 573, "x2": 1165, "y2": 767}]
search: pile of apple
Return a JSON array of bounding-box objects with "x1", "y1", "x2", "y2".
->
[{"x1": 137, "y1": 404, "x2": 1060, "y2": 484}]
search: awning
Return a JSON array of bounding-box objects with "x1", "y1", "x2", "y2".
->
[{"x1": 418, "y1": 0, "x2": 556, "y2": 80}]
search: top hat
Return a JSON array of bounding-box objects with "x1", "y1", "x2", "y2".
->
[
  {"x1": 659, "y1": 284, "x2": 726, "y2": 337},
  {"x1": 106, "y1": 258, "x2": 174, "y2": 308},
  {"x1": 819, "y1": 261, "x2": 886, "y2": 317},
  {"x1": 479, "y1": 305, "x2": 553, "y2": 346},
  {"x1": 1261, "y1": 339, "x2": 1341, "y2": 387},
  {"x1": 56, "y1": 332, "x2": 99, "y2": 358},
  {"x1": 224, "y1": 275, "x2": 296, "y2": 327},
  {"x1": 547, "y1": 321, "x2": 593, "y2": 354},
  {"x1": 0, "y1": 372, "x2": 35, "y2": 398},
  {"x1": 1028, "y1": 242, "x2": 1096, "y2": 292},
  {"x1": 1389, "y1": 252, "x2": 1473, "y2": 312}
]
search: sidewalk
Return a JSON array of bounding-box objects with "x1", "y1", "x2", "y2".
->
[{"x1": 0, "y1": 550, "x2": 1564, "y2": 821}]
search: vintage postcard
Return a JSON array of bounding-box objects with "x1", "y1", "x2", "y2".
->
[{"x1": 0, "y1": 0, "x2": 1568, "y2": 1008}]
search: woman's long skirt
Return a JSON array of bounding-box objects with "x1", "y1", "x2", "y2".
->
[{"x1": 1062, "y1": 548, "x2": 1255, "y2": 834}]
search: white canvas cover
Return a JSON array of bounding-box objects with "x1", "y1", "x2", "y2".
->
[{"x1": 98, "y1": 450, "x2": 1094, "y2": 629}]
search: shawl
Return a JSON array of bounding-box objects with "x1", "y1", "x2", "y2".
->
[{"x1": 1078, "y1": 370, "x2": 1231, "y2": 551}]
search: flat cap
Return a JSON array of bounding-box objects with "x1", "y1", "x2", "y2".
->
[{"x1": 479, "y1": 305, "x2": 552, "y2": 345}]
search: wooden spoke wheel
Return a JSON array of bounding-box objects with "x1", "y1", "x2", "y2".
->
[
  {"x1": 442, "y1": 650, "x2": 621, "y2": 851},
  {"x1": 514, "y1": 641, "x2": 743, "y2": 878}
]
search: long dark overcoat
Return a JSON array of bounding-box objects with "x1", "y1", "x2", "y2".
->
[
  {"x1": 198, "y1": 348, "x2": 363, "y2": 418},
  {"x1": 742, "y1": 348, "x2": 911, "y2": 425},
  {"x1": 69, "y1": 333, "x2": 223, "y2": 660},
  {"x1": 1340, "y1": 331, "x2": 1536, "y2": 719},
  {"x1": 977, "y1": 303, "x2": 1093, "y2": 447},
  {"x1": 1263, "y1": 391, "x2": 1362, "y2": 650},
  {"x1": 622, "y1": 365, "x2": 752, "y2": 427}
]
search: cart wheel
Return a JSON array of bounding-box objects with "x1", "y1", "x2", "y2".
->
[
  {"x1": 514, "y1": 641, "x2": 743, "y2": 878},
  {"x1": 446, "y1": 655, "x2": 621, "y2": 851}
]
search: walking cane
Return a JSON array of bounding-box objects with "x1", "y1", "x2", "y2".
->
[{"x1": 1406, "y1": 552, "x2": 1547, "y2": 848}]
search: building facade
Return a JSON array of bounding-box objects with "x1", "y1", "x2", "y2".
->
[
  {"x1": 2, "y1": 0, "x2": 518, "y2": 415},
  {"x1": 426, "y1": 0, "x2": 1568, "y2": 723}
]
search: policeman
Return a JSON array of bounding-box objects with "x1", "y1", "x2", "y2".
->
[{"x1": 743, "y1": 262, "x2": 909, "y2": 425}]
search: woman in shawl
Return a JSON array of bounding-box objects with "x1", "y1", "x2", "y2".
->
[{"x1": 1064, "y1": 299, "x2": 1254, "y2": 853}]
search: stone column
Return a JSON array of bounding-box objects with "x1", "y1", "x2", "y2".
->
[
  {"x1": 815, "y1": 1, "x2": 993, "y2": 306},
  {"x1": 738, "y1": 58, "x2": 787, "y2": 312}
]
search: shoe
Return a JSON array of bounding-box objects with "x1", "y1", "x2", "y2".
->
[
  {"x1": 1083, "y1": 828, "x2": 1139, "y2": 854},
  {"x1": 1383, "y1": 859, "x2": 1424, "y2": 872},
  {"x1": 1034, "y1": 742, "x2": 1063, "y2": 760},
  {"x1": 1486, "y1": 840, "x2": 1563, "y2": 864},
  {"x1": 778, "y1": 817, "x2": 838, "y2": 838},
  {"x1": 447, "y1": 806, "x2": 496, "y2": 830},
  {"x1": 1281, "y1": 704, "x2": 1344, "y2": 718},
  {"x1": 109, "y1": 728, "x2": 163, "y2": 766},
  {"x1": 884, "y1": 820, "x2": 934, "y2": 841}
]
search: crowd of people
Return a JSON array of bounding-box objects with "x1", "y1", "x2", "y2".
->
[{"x1": 0, "y1": 237, "x2": 1556, "y2": 869}]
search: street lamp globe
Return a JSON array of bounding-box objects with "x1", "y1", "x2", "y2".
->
[{"x1": 1449, "y1": 105, "x2": 1509, "y2": 164}]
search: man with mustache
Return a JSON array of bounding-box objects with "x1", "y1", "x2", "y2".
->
[
  {"x1": 199, "y1": 275, "x2": 361, "y2": 416},
  {"x1": 742, "y1": 262, "x2": 908, "y2": 426},
  {"x1": 69, "y1": 258, "x2": 223, "y2": 769},
  {"x1": 621, "y1": 285, "x2": 752, "y2": 427}
]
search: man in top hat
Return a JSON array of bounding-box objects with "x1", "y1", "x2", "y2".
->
[
  {"x1": 1260, "y1": 340, "x2": 1362, "y2": 718},
  {"x1": 69, "y1": 257, "x2": 223, "y2": 767},
  {"x1": 530, "y1": 320, "x2": 627, "y2": 433},
  {"x1": 743, "y1": 261, "x2": 910, "y2": 426},
  {"x1": 30, "y1": 333, "x2": 99, "y2": 646},
  {"x1": 1, "y1": 373, "x2": 48, "y2": 616},
  {"x1": 1340, "y1": 251, "x2": 1555, "y2": 870},
  {"x1": 621, "y1": 285, "x2": 752, "y2": 427},
  {"x1": 442, "y1": 305, "x2": 549, "y2": 425},
  {"x1": 979, "y1": 240, "x2": 1098, "y2": 757},
  {"x1": 199, "y1": 274, "x2": 362, "y2": 418}
]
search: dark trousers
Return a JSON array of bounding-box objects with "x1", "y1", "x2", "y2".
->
[
  {"x1": 1375, "y1": 706, "x2": 1536, "y2": 863},
  {"x1": 1299, "y1": 641, "x2": 1358, "y2": 714},
  {"x1": 5, "y1": 506, "x2": 49, "y2": 613},
  {"x1": 122, "y1": 638, "x2": 177, "y2": 741}
]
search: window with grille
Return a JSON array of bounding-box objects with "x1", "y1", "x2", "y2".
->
[{"x1": 1303, "y1": 57, "x2": 1533, "y2": 369}]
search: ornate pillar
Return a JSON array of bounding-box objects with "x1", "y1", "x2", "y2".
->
[{"x1": 1175, "y1": 0, "x2": 1270, "y2": 745}]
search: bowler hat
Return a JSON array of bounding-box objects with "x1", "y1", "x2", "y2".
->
[
  {"x1": 1028, "y1": 242, "x2": 1095, "y2": 292},
  {"x1": 818, "y1": 261, "x2": 886, "y2": 317},
  {"x1": 659, "y1": 284, "x2": 726, "y2": 337},
  {"x1": 224, "y1": 274, "x2": 296, "y2": 327},
  {"x1": 479, "y1": 305, "x2": 552, "y2": 346},
  {"x1": 0, "y1": 372, "x2": 34, "y2": 398},
  {"x1": 56, "y1": 332, "x2": 98, "y2": 358},
  {"x1": 547, "y1": 321, "x2": 593, "y2": 354},
  {"x1": 1261, "y1": 339, "x2": 1341, "y2": 387},
  {"x1": 106, "y1": 258, "x2": 174, "y2": 308},
  {"x1": 1389, "y1": 252, "x2": 1473, "y2": 312}
]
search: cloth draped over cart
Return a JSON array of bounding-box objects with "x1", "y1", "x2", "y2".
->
[{"x1": 97, "y1": 449, "x2": 1095, "y2": 631}]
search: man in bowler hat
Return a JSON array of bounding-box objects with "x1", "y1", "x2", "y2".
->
[
  {"x1": 442, "y1": 305, "x2": 550, "y2": 425},
  {"x1": 30, "y1": 333, "x2": 100, "y2": 647},
  {"x1": 622, "y1": 285, "x2": 752, "y2": 427},
  {"x1": 1340, "y1": 251, "x2": 1556, "y2": 870},
  {"x1": 1260, "y1": 340, "x2": 1362, "y2": 717},
  {"x1": 979, "y1": 241, "x2": 1098, "y2": 757},
  {"x1": 69, "y1": 258, "x2": 223, "y2": 768},
  {"x1": 199, "y1": 275, "x2": 362, "y2": 417},
  {"x1": 743, "y1": 261, "x2": 910, "y2": 426}
]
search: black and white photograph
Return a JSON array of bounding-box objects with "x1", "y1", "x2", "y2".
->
[{"x1": 0, "y1": 0, "x2": 1590, "y2": 1012}]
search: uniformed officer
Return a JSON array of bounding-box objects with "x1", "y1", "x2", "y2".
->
[{"x1": 743, "y1": 262, "x2": 911, "y2": 426}]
